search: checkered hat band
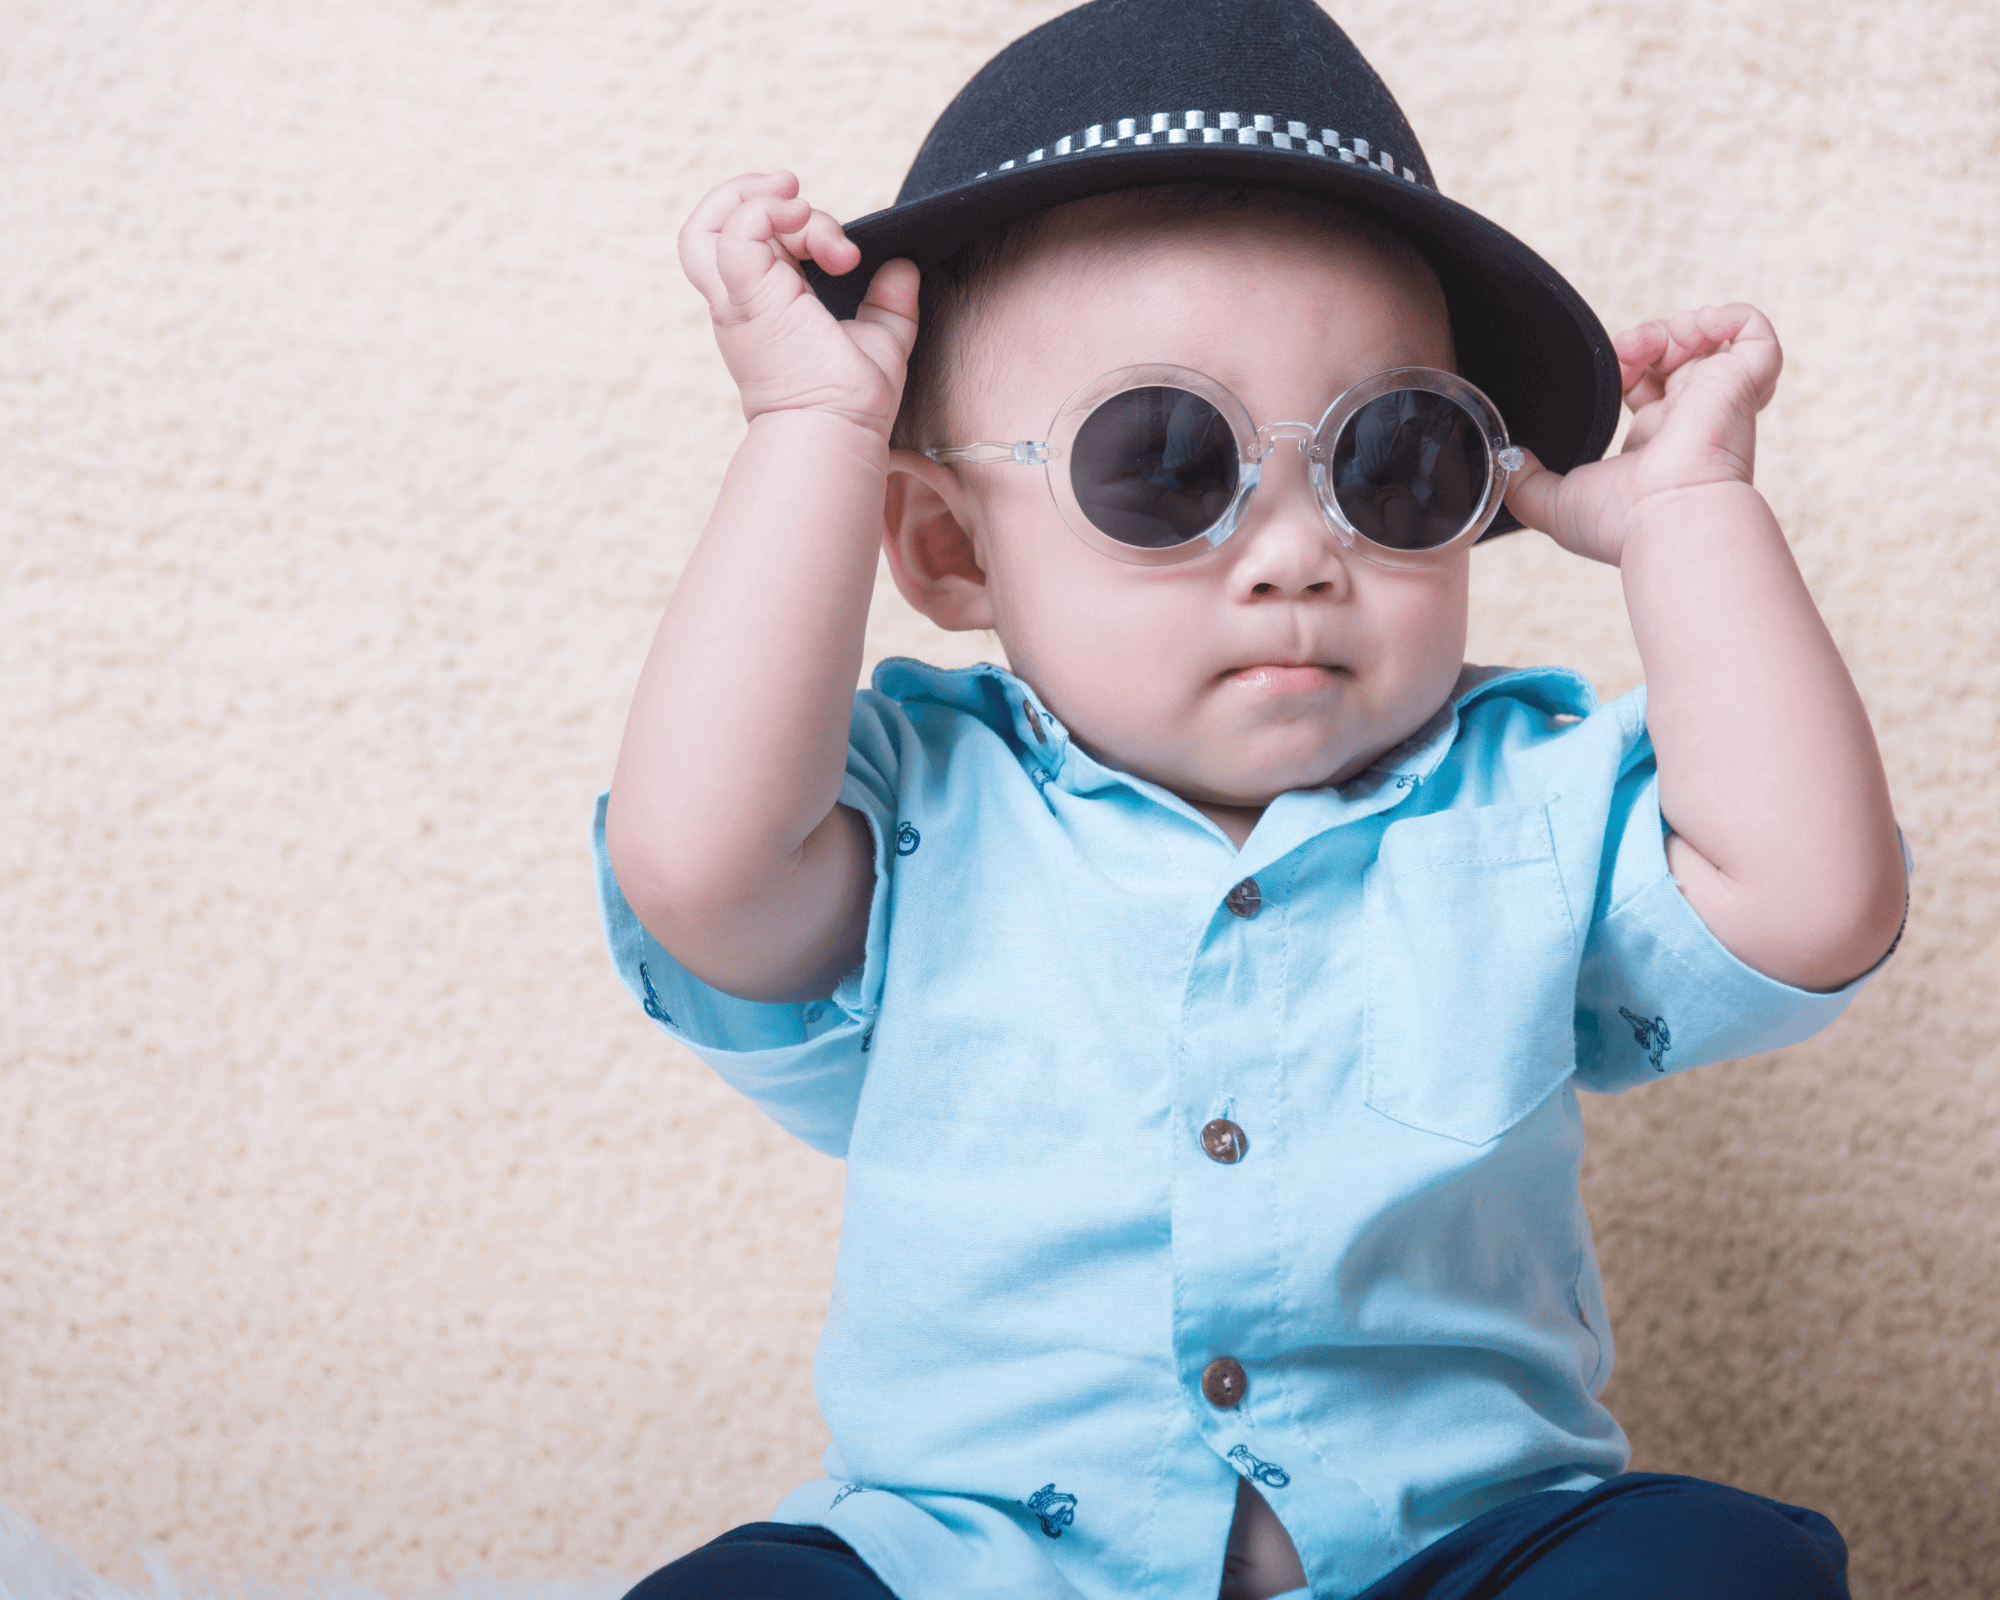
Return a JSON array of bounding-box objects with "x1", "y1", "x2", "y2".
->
[{"x1": 974, "y1": 110, "x2": 1425, "y2": 187}]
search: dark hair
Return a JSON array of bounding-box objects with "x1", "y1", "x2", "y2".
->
[{"x1": 890, "y1": 180, "x2": 1447, "y2": 452}]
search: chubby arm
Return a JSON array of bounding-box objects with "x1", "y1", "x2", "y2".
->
[
  {"x1": 1507, "y1": 305, "x2": 1905, "y2": 992},
  {"x1": 604, "y1": 173, "x2": 918, "y2": 1003}
]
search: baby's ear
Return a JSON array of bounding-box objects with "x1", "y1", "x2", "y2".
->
[{"x1": 882, "y1": 451, "x2": 995, "y2": 631}]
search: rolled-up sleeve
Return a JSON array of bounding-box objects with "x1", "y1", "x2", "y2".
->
[
  {"x1": 1571, "y1": 702, "x2": 1895, "y2": 1094},
  {"x1": 590, "y1": 689, "x2": 912, "y2": 1157}
]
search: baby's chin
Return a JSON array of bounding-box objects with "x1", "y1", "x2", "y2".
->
[
  {"x1": 1151, "y1": 755, "x2": 1357, "y2": 811},
  {"x1": 1163, "y1": 732, "x2": 1418, "y2": 808},
  {"x1": 1071, "y1": 698, "x2": 1443, "y2": 808}
]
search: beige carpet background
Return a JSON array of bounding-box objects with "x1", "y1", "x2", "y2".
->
[{"x1": 2, "y1": 1, "x2": 1995, "y2": 1595}]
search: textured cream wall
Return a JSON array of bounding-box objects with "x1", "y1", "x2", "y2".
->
[{"x1": 2, "y1": 1, "x2": 1995, "y2": 1595}]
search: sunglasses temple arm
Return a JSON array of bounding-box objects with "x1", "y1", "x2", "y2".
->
[{"x1": 924, "y1": 441, "x2": 1051, "y2": 466}]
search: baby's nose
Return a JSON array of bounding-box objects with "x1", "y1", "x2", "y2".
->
[{"x1": 1231, "y1": 452, "x2": 1352, "y2": 599}]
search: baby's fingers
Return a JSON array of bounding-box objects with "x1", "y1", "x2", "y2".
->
[
  {"x1": 1694, "y1": 303, "x2": 1782, "y2": 408},
  {"x1": 1616, "y1": 304, "x2": 1783, "y2": 412},
  {"x1": 1614, "y1": 319, "x2": 1673, "y2": 408},
  {"x1": 774, "y1": 206, "x2": 863, "y2": 279},
  {"x1": 711, "y1": 190, "x2": 820, "y2": 310},
  {"x1": 678, "y1": 172, "x2": 799, "y2": 287},
  {"x1": 683, "y1": 171, "x2": 799, "y2": 238}
]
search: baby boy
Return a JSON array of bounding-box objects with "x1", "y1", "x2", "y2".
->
[{"x1": 596, "y1": 2, "x2": 1905, "y2": 1596}]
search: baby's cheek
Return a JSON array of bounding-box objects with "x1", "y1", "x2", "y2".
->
[
  {"x1": 1386, "y1": 560, "x2": 1471, "y2": 671},
  {"x1": 1049, "y1": 642, "x2": 1175, "y2": 753}
]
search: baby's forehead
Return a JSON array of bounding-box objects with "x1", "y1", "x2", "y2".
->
[
  {"x1": 1000, "y1": 191, "x2": 1433, "y2": 297},
  {"x1": 956, "y1": 197, "x2": 1455, "y2": 390}
]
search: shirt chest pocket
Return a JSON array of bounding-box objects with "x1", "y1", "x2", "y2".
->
[{"x1": 1362, "y1": 802, "x2": 1581, "y2": 1146}]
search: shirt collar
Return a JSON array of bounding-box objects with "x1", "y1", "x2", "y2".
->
[
  {"x1": 869, "y1": 656, "x2": 1600, "y2": 846},
  {"x1": 872, "y1": 657, "x2": 1070, "y2": 779},
  {"x1": 1348, "y1": 662, "x2": 1600, "y2": 790}
]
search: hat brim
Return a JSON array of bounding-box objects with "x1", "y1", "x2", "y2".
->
[{"x1": 807, "y1": 145, "x2": 1621, "y2": 538}]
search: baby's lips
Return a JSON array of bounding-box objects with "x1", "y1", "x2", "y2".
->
[{"x1": 1223, "y1": 663, "x2": 1341, "y2": 695}]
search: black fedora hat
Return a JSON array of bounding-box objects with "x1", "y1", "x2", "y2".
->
[{"x1": 806, "y1": 0, "x2": 1620, "y2": 536}]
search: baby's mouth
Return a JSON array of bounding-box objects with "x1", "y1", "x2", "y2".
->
[{"x1": 1224, "y1": 662, "x2": 1339, "y2": 694}]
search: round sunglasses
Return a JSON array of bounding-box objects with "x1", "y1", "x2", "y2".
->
[{"x1": 926, "y1": 365, "x2": 1523, "y2": 568}]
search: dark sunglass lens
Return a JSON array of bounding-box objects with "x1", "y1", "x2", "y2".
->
[
  {"x1": 1070, "y1": 387, "x2": 1239, "y2": 547},
  {"x1": 1330, "y1": 391, "x2": 1488, "y2": 550}
]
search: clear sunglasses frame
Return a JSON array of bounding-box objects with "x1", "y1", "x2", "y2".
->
[{"x1": 926, "y1": 364, "x2": 1525, "y2": 569}]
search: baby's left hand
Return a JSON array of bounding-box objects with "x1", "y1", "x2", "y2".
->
[{"x1": 1503, "y1": 303, "x2": 1783, "y2": 566}]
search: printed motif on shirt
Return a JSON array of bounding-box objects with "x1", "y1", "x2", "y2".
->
[
  {"x1": 1618, "y1": 1006, "x2": 1672, "y2": 1071},
  {"x1": 1024, "y1": 1483, "x2": 1078, "y2": 1538},
  {"x1": 638, "y1": 962, "x2": 672, "y2": 1026},
  {"x1": 1226, "y1": 1445, "x2": 1291, "y2": 1489}
]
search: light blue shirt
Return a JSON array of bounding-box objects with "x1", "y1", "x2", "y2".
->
[{"x1": 593, "y1": 658, "x2": 1876, "y2": 1600}]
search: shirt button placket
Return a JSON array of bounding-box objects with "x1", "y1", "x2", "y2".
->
[
  {"x1": 1177, "y1": 868, "x2": 1280, "y2": 1455},
  {"x1": 1201, "y1": 890, "x2": 1254, "y2": 1416},
  {"x1": 1202, "y1": 877, "x2": 1260, "y2": 1165}
]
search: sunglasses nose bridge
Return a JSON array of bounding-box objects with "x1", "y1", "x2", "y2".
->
[{"x1": 1249, "y1": 421, "x2": 1319, "y2": 460}]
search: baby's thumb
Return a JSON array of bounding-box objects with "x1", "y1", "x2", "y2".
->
[
  {"x1": 854, "y1": 258, "x2": 921, "y2": 361},
  {"x1": 1500, "y1": 449, "x2": 1621, "y2": 565},
  {"x1": 1499, "y1": 448, "x2": 1561, "y2": 536}
]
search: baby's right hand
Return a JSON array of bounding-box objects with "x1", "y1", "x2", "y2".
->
[{"x1": 679, "y1": 172, "x2": 919, "y2": 434}]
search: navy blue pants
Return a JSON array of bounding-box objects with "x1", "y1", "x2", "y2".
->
[{"x1": 623, "y1": 1473, "x2": 1850, "y2": 1598}]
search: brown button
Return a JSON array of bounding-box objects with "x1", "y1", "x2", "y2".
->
[
  {"x1": 1201, "y1": 1357, "x2": 1248, "y2": 1408},
  {"x1": 1224, "y1": 877, "x2": 1262, "y2": 918},
  {"x1": 1200, "y1": 1118, "x2": 1248, "y2": 1164},
  {"x1": 1023, "y1": 700, "x2": 1045, "y2": 743}
]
